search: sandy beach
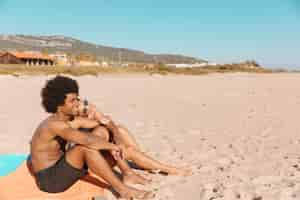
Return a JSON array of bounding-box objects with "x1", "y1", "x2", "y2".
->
[{"x1": 1, "y1": 73, "x2": 300, "y2": 200}]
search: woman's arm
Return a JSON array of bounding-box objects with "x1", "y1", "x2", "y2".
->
[{"x1": 79, "y1": 100, "x2": 123, "y2": 144}]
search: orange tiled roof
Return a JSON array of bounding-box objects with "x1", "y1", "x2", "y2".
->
[{"x1": 10, "y1": 52, "x2": 54, "y2": 61}]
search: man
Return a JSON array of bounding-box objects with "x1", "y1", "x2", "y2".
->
[{"x1": 28, "y1": 76, "x2": 189, "y2": 199}]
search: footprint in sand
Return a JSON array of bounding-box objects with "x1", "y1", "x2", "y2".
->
[
  {"x1": 280, "y1": 187, "x2": 300, "y2": 200},
  {"x1": 261, "y1": 127, "x2": 272, "y2": 138}
]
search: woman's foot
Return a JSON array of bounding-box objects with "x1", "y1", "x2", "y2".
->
[
  {"x1": 166, "y1": 166, "x2": 192, "y2": 176},
  {"x1": 123, "y1": 171, "x2": 151, "y2": 185},
  {"x1": 150, "y1": 166, "x2": 192, "y2": 176}
]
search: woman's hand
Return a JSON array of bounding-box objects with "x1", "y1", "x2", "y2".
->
[
  {"x1": 71, "y1": 116, "x2": 99, "y2": 129},
  {"x1": 99, "y1": 115, "x2": 112, "y2": 125},
  {"x1": 86, "y1": 103, "x2": 98, "y2": 119},
  {"x1": 78, "y1": 99, "x2": 99, "y2": 119},
  {"x1": 77, "y1": 98, "x2": 114, "y2": 128},
  {"x1": 101, "y1": 143, "x2": 124, "y2": 160},
  {"x1": 110, "y1": 145, "x2": 124, "y2": 160}
]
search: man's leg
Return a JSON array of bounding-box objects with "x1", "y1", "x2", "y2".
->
[
  {"x1": 65, "y1": 145, "x2": 154, "y2": 200},
  {"x1": 91, "y1": 126, "x2": 150, "y2": 185}
]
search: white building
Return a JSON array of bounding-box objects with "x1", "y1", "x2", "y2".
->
[
  {"x1": 166, "y1": 62, "x2": 213, "y2": 68},
  {"x1": 49, "y1": 53, "x2": 70, "y2": 66},
  {"x1": 101, "y1": 61, "x2": 109, "y2": 67}
]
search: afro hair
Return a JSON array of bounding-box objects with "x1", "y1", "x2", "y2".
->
[{"x1": 41, "y1": 76, "x2": 79, "y2": 113}]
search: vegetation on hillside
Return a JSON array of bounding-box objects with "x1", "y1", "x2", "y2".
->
[{"x1": 0, "y1": 61, "x2": 282, "y2": 77}]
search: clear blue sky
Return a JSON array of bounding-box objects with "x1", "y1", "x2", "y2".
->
[{"x1": 0, "y1": 0, "x2": 299, "y2": 68}]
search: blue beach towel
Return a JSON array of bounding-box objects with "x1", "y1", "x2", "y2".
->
[{"x1": 0, "y1": 154, "x2": 28, "y2": 176}]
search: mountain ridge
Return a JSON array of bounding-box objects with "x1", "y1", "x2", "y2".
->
[{"x1": 0, "y1": 34, "x2": 206, "y2": 64}]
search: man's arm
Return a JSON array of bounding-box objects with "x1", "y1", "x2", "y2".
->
[{"x1": 48, "y1": 121, "x2": 119, "y2": 151}]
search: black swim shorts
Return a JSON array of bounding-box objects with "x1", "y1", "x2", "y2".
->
[{"x1": 34, "y1": 156, "x2": 88, "y2": 193}]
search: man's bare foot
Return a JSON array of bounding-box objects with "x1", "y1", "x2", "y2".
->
[
  {"x1": 123, "y1": 172, "x2": 151, "y2": 185},
  {"x1": 119, "y1": 186, "x2": 155, "y2": 200}
]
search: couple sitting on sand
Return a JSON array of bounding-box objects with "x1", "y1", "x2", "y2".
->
[{"x1": 27, "y1": 75, "x2": 190, "y2": 200}]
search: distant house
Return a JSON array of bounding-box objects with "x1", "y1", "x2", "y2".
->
[
  {"x1": 0, "y1": 51, "x2": 54, "y2": 66},
  {"x1": 49, "y1": 53, "x2": 70, "y2": 66}
]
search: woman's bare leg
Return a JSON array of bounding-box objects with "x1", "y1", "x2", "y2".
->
[
  {"x1": 124, "y1": 147, "x2": 191, "y2": 176},
  {"x1": 111, "y1": 125, "x2": 191, "y2": 176},
  {"x1": 115, "y1": 124, "x2": 140, "y2": 150},
  {"x1": 91, "y1": 126, "x2": 150, "y2": 185}
]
